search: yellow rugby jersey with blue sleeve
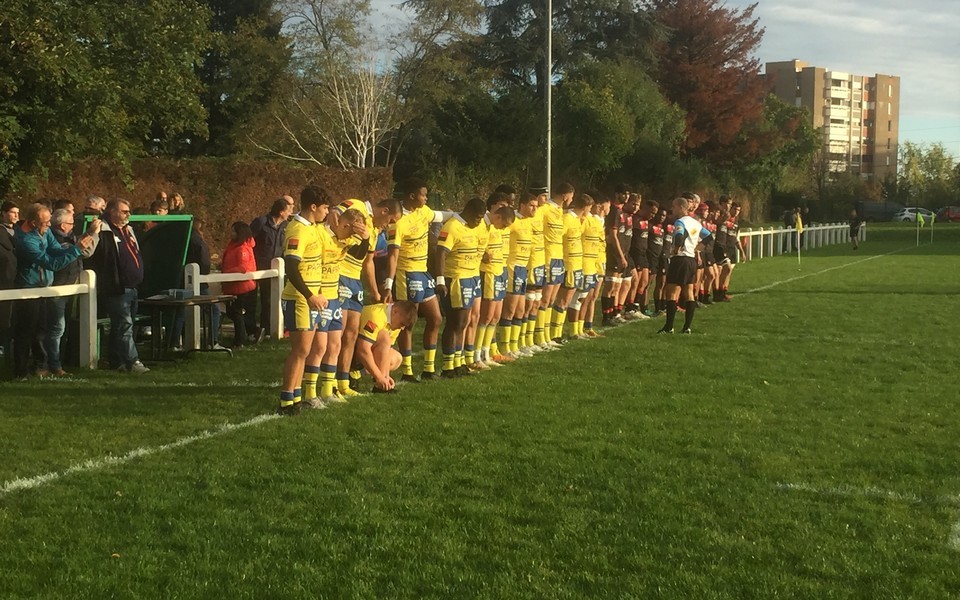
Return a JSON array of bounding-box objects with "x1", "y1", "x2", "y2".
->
[
  {"x1": 281, "y1": 215, "x2": 325, "y2": 300},
  {"x1": 581, "y1": 212, "x2": 604, "y2": 276},
  {"x1": 358, "y1": 303, "x2": 401, "y2": 345},
  {"x1": 438, "y1": 215, "x2": 483, "y2": 280},
  {"x1": 336, "y1": 199, "x2": 374, "y2": 279},
  {"x1": 507, "y1": 213, "x2": 532, "y2": 266},
  {"x1": 480, "y1": 215, "x2": 503, "y2": 275},
  {"x1": 318, "y1": 224, "x2": 348, "y2": 299},
  {"x1": 594, "y1": 214, "x2": 607, "y2": 274},
  {"x1": 387, "y1": 205, "x2": 435, "y2": 273},
  {"x1": 541, "y1": 200, "x2": 565, "y2": 260},
  {"x1": 562, "y1": 210, "x2": 583, "y2": 272}
]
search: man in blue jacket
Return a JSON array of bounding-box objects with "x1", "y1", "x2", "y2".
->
[{"x1": 12, "y1": 203, "x2": 95, "y2": 377}]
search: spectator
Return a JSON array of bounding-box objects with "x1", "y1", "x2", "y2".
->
[
  {"x1": 12, "y1": 203, "x2": 94, "y2": 377},
  {"x1": 169, "y1": 192, "x2": 186, "y2": 214},
  {"x1": 52, "y1": 199, "x2": 75, "y2": 215},
  {"x1": 82, "y1": 195, "x2": 105, "y2": 218},
  {"x1": 221, "y1": 222, "x2": 257, "y2": 348},
  {"x1": 0, "y1": 201, "x2": 16, "y2": 360},
  {"x1": 2, "y1": 201, "x2": 20, "y2": 236},
  {"x1": 88, "y1": 199, "x2": 149, "y2": 373},
  {"x1": 43, "y1": 209, "x2": 101, "y2": 375},
  {"x1": 249, "y1": 197, "x2": 294, "y2": 339}
]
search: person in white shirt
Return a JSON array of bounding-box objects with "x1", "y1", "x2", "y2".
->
[{"x1": 658, "y1": 196, "x2": 711, "y2": 335}]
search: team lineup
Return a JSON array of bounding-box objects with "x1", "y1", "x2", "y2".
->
[{"x1": 277, "y1": 180, "x2": 747, "y2": 415}]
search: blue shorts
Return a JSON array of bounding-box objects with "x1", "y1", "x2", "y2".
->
[
  {"x1": 442, "y1": 276, "x2": 480, "y2": 311},
  {"x1": 582, "y1": 273, "x2": 599, "y2": 292},
  {"x1": 482, "y1": 268, "x2": 507, "y2": 301},
  {"x1": 548, "y1": 258, "x2": 565, "y2": 286},
  {"x1": 395, "y1": 270, "x2": 436, "y2": 303},
  {"x1": 282, "y1": 297, "x2": 322, "y2": 332},
  {"x1": 338, "y1": 275, "x2": 364, "y2": 313},
  {"x1": 318, "y1": 299, "x2": 343, "y2": 332},
  {"x1": 507, "y1": 265, "x2": 528, "y2": 295},
  {"x1": 563, "y1": 268, "x2": 583, "y2": 290},
  {"x1": 527, "y1": 264, "x2": 546, "y2": 288}
]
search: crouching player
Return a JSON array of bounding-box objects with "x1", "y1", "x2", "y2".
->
[{"x1": 353, "y1": 301, "x2": 419, "y2": 393}]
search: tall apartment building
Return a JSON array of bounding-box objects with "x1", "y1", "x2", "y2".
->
[{"x1": 765, "y1": 59, "x2": 900, "y2": 181}]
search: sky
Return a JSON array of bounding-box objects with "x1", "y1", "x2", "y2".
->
[{"x1": 727, "y1": 0, "x2": 960, "y2": 161}]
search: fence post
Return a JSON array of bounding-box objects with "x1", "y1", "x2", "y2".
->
[
  {"x1": 862, "y1": 222, "x2": 867, "y2": 242},
  {"x1": 78, "y1": 269, "x2": 98, "y2": 369},
  {"x1": 270, "y1": 257, "x2": 285, "y2": 339},
  {"x1": 765, "y1": 227, "x2": 773, "y2": 258},
  {"x1": 184, "y1": 262, "x2": 201, "y2": 350}
]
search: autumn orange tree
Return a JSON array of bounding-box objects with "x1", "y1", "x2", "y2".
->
[{"x1": 646, "y1": 0, "x2": 767, "y2": 168}]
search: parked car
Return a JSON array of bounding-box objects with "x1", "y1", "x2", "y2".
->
[
  {"x1": 856, "y1": 200, "x2": 903, "y2": 222},
  {"x1": 935, "y1": 206, "x2": 960, "y2": 222},
  {"x1": 891, "y1": 207, "x2": 937, "y2": 222}
]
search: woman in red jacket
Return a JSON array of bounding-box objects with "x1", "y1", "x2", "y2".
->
[{"x1": 222, "y1": 222, "x2": 258, "y2": 347}]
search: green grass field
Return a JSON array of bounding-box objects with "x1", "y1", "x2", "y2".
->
[{"x1": 2, "y1": 223, "x2": 959, "y2": 599}]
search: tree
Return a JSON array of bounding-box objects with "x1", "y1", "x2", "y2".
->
[
  {"x1": 0, "y1": 0, "x2": 212, "y2": 192},
  {"x1": 898, "y1": 142, "x2": 957, "y2": 208},
  {"x1": 181, "y1": 0, "x2": 292, "y2": 156},
  {"x1": 646, "y1": 0, "x2": 767, "y2": 167}
]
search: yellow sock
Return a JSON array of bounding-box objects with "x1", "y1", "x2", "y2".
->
[
  {"x1": 497, "y1": 321, "x2": 511, "y2": 348},
  {"x1": 525, "y1": 317, "x2": 536, "y2": 347},
  {"x1": 454, "y1": 349, "x2": 463, "y2": 368},
  {"x1": 320, "y1": 365, "x2": 336, "y2": 398},
  {"x1": 550, "y1": 307, "x2": 567, "y2": 340},
  {"x1": 401, "y1": 353, "x2": 413, "y2": 376},
  {"x1": 442, "y1": 350, "x2": 455, "y2": 371},
  {"x1": 482, "y1": 324, "x2": 497, "y2": 354},
  {"x1": 423, "y1": 346, "x2": 437, "y2": 373},
  {"x1": 475, "y1": 325, "x2": 487, "y2": 355},
  {"x1": 302, "y1": 366, "x2": 320, "y2": 400},
  {"x1": 535, "y1": 309, "x2": 547, "y2": 344},
  {"x1": 508, "y1": 323, "x2": 520, "y2": 353}
]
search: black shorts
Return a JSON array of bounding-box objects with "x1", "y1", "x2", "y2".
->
[
  {"x1": 702, "y1": 248, "x2": 716, "y2": 267},
  {"x1": 631, "y1": 250, "x2": 649, "y2": 271},
  {"x1": 666, "y1": 256, "x2": 698, "y2": 286},
  {"x1": 606, "y1": 253, "x2": 635, "y2": 275},
  {"x1": 727, "y1": 245, "x2": 739, "y2": 265},
  {"x1": 713, "y1": 244, "x2": 730, "y2": 266},
  {"x1": 646, "y1": 251, "x2": 662, "y2": 272},
  {"x1": 658, "y1": 253, "x2": 671, "y2": 276}
]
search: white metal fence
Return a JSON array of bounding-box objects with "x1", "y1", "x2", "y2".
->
[
  {"x1": 738, "y1": 222, "x2": 865, "y2": 260},
  {"x1": 0, "y1": 270, "x2": 99, "y2": 369},
  {"x1": 182, "y1": 257, "x2": 285, "y2": 350}
]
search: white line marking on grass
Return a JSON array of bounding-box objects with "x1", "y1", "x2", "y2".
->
[
  {"x1": 743, "y1": 247, "x2": 913, "y2": 295},
  {"x1": 777, "y1": 482, "x2": 960, "y2": 551},
  {"x1": 0, "y1": 413, "x2": 280, "y2": 497}
]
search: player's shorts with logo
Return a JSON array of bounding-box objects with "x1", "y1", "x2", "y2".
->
[
  {"x1": 563, "y1": 268, "x2": 583, "y2": 290},
  {"x1": 317, "y1": 298, "x2": 343, "y2": 332},
  {"x1": 482, "y1": 268, "x2": 507, "y2": 301},
  {"x1": 282, "y1": 297, "x2": 322, "y2": 332},
  {"x1": 526, "y1": 264, "x2": 546, "y2": 288},
  {"x1": 606, "y1": 253, "x2": 635, "y2": 275},
  {"x1": 507, "y1": 265, "x2": 528, "y2": 295},
  {"x1": 547, "y1": 258, "x2": 565, "y2": 285},
  {"x1": 442, "y1": 276, "x2": 480, "y2": 310},
  {"x1": 582, "y1": 273, "x2": 599, "y2": 292},
  {"x1": 631, "y1": 250, "x2": 649, "y2": 271},
  {"x1": 394, "y1": 270, "x2": 436, "y2": 303},
  {"x1": 339, "y1": 275, "x2": 364, "y2": 312},
  {"x1": 713, "y1": 244, "x2": 730, "y2": 266},
  {"x1": 666, "y1": 256, "x2": 698, "y2": 286}
]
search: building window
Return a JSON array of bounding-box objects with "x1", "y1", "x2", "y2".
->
[
  {"x1": 888, "y1": 84, "x2": 892, "y2": 96},
  {"x1": 887, "y1": 120, "x2": 892, "y2": 132},
  {"x1": 887, "y1": 139, "x2": 891, "y2": 149},
  {"x1": 887, "y1": 103, "x2": 892, "y2": 116}
]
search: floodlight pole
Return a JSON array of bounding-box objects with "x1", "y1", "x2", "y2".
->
[{"x1": 545, "y1": 0, "x2": 552, "y2": 197}]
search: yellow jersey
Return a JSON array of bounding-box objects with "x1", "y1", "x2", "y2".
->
[
  {"x1": 594, "y1": 214, "x2": 607, "y2": 275},
  {"x1": 387, "y1": 204, "x2": 437, "y2": 273},
  {"x1": 358, "y1": 303, "x2": 401, "y2": 346},
  {"x1": 438, "y1": 215, "x2": 483, "y2": 279},
  {"x1": 507, "y1": 212, "x2": 533, "y2": 267},
  {"x1": 336, "y1": 198, "x2": 374, "y2": 279},
  {"x1": 480, "y1": 215, "x2": 505, "y2": 275},
  {"x1": 581, "y1": 212, "x2": 604, "y2": 277},
  {"x1": 281, "y1": 215, "x2": 325, "y2": 300},
  {"x1": 562, "y1": 210, "x2": 583, "y2": 273},
  {"x1": 318, "y1": 224, "x2": 347, "y2": 299},
  {"x1": 528, "y1": 204, "x2": 546, "y2": 269},
  {"x1": 541, "y1": 199, "x2": 565, "y2": 260}
]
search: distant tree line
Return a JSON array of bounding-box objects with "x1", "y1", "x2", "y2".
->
[{"x1": 6, "y1": 0, "x2": 953, "y2": 217}]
